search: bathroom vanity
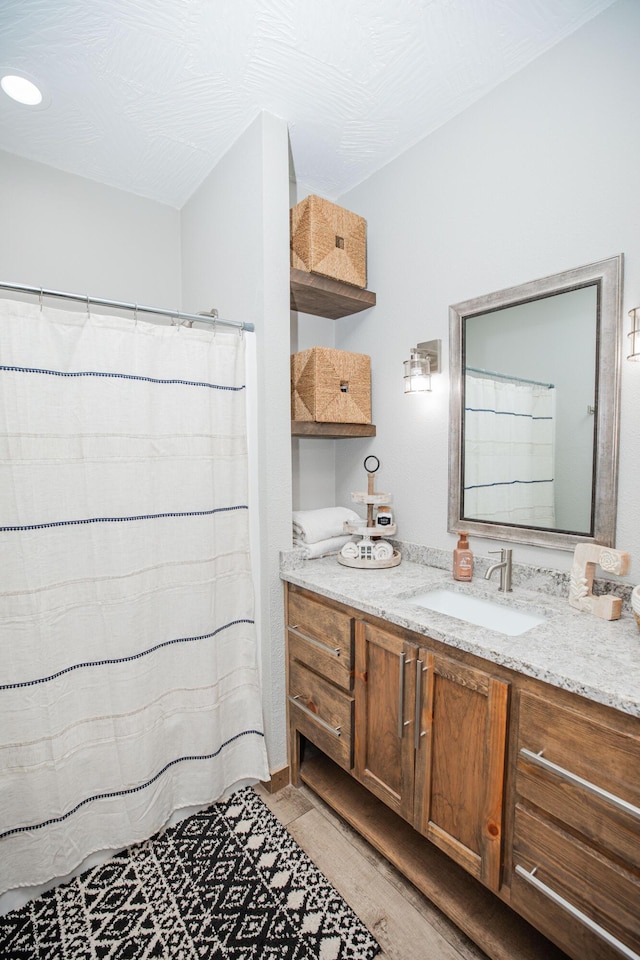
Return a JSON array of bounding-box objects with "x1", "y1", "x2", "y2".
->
[{"x1": 281, "y1": 556, "x2": 640, "y2": 960}]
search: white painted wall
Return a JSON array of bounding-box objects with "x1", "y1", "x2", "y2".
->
[
  {"x1": 182, "y1": 112, "x2": 292, "y2": 772},
  {"x1": 327, "y1": 0, "x2": 640, "y2": 582},
  {"x1": 0, "y1": 151, "x2": 181, "y2": 304}
]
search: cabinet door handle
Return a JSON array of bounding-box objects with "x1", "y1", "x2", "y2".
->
[
  {"x1": 398, "y1": 651, "x2": 406, "y2": 739},
  {"x1": 519, "y1": 748, "x2": 640, "y2": 822},
  {"x1": 397, "y1": 651, "x2": 414, "y2": 738},
  {"x1": 514, "y1": 864, "x2": 640, "y2": 960},
  {"x1": 288, "y1": 695, "x2": 341, "y2": 738},
  {"x1": 288, "y1": 625, "x2": 341, "y2": 657},
  {"x1": 414, "y1": 658, "x2": 425, "y2": 750}
]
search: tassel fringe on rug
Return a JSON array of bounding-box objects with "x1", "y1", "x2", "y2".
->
[{"x1": 0, "y1": 786, "x2": 380, "y2": 959}]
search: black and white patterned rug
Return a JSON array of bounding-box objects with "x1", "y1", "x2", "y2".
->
[{"x1": 0, "y1": 786, "x2": 380, "y2": 959}]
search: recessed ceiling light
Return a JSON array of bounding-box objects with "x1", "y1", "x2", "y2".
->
[{"x1": 1, "y1": 74, "x2": 44, "y2": 106}]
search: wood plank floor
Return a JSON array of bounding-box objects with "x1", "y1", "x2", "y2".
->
[{"x1": 255, "y1": 782, "x2": 489, "y2": 960}]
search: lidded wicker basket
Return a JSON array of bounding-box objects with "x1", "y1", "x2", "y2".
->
[
  {"x1": 290, "y1": 195, "x2": 367, "y2": 289},
  {"x1": 291, "y1": 347, "x2": 371, "y2": 424}
]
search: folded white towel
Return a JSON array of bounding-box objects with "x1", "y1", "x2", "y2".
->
[
  {"x1": 293, "y1": 534, "x2": 355, "y2": 559},
  {"x1": 292, "y1": 507, "x2": 361, "y2": 544}
]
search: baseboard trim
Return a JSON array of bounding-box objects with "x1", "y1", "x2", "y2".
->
[{"x1": 261, "y1": 765, "x2": 290, "y2": 794}]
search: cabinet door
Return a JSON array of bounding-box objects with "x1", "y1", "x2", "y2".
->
[
  {"x1": 414, "y1": 651, "x2": 509, "y2": 891},
  {"x1": 353, "y1": 619, "x2": 416, "y2": 822}
]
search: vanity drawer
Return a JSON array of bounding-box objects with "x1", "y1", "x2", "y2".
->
[
  {"x1": 512, "y1": 804, "x2": 640, "y2": 960},
  {"x1": 288, "y1": 659, "x2": 354, "y2": 772},
  {"x1": 287, "y1": 588, "x2": 353, "y2": 691},
  {"x1": 516, "y1": 691, "x2": 640, "y2": 868},
  {"x1": 288, "y1": 628, "x2": 353, "y2": 691}
]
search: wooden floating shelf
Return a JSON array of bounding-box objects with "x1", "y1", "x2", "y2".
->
[
  {"x1": 291, "y1": 421, "x2": 376, "y2": 439},
  {"x1": 290, "y1": 268, "x2": 376, "y2": 319}
]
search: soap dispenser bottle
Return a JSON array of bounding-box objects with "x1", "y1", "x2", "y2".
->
[{"x1": 453, "y1": 532, "x2": 473, "y2": 581}]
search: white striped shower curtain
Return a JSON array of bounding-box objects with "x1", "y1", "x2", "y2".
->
[
  {"x1": 0, "y1": 298, "x2": 268, "y2": 896},
  {"x1": 463, "y1": 374, "x2": 556, "y2": 527}
]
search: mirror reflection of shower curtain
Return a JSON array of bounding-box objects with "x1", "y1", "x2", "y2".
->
[
  {"x1": 0, "y1": 297, "x2": 268, "y2": 899},
  {"x1": 464, "y1": 375, "x2": 556, "y2": 526}
]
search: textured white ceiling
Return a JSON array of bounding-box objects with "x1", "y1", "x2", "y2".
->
[{"x1": 0, "y1": 0, "x2": 617, "y2": 209}]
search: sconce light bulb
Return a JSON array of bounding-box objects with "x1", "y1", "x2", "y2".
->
[{"x1": 404, "y1": 349, "x2": 432, "y2": 393}]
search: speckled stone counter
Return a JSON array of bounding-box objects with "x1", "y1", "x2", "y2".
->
[{"x1": 280, "y1": 549, "x2": 640, "y2": 719}]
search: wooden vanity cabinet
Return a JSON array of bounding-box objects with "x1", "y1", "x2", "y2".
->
[{"x1": 285, "y1": 581, "x2": 640, "y2": 960}]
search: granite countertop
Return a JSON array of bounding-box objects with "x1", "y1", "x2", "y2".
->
[{"x1": 280, "y1": 552, "x2": 640, "y2": 719}]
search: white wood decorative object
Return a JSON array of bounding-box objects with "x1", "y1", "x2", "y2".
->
[
  {"x1": 631, "y1": 584, "x2": 640, "y2": 631},
  {"x1": 338, "y1": 456, "x2": 401, "y2": 569},
  {"x1": 568, "y1": 543, "x2": 631, "y2": 620}
]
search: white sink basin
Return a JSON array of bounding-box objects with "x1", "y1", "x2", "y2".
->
[{"x1": 410, "y1": 588, "x2": 545, "y2": 637}]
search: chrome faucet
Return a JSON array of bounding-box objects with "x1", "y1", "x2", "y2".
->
[{"x1": 484, "y1": 549, "x2": 513, "y2": 592}]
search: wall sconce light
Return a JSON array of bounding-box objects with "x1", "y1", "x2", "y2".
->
[
  {"x1": 628, "y1": 308, "x2": 640, "y2": 361},
  {"x1": 404, "y1": 339, "x2": 441, "y2": 393}
]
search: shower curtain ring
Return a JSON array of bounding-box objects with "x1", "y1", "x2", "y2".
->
[
  {"x1": 86, "y1": 295, "x2": 91, "y2": 318},
  {"x1": 39, "y1": 288, "x2": 43, "y2": 312},
  {"x1": 134, "y1": 303, "x2": 138, "y2": 326}
]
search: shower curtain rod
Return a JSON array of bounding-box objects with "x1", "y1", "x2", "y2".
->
[
  {"x1": 466, "y1": 366, "x2": 554, "y2": 389},
  {"x1": 0, "y1": 281, "x2": 255, "y2": 333}
]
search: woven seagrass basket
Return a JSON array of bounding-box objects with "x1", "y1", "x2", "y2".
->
[
  {"x1": 291, "y1": 347, "x2": 371, "y2": 423},
  {"x1": 290, "y1": 195, "x2": 367, "y2": 289}
]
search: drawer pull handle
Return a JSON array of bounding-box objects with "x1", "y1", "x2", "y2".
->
[
  {"x1": 289, "y1": 626, "x2": 341, "y2": 657},
  {"x1": 520, "y1": 748, "x2": 640, "y2": 822},
  {"x1": 514, "y1": 864, "x2": 640, "y2": 960},
  {"x1": 289, "y1": 695, "x2": 341, "y2": 738}
]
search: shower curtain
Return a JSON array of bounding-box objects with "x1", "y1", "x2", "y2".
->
[
  {"x1": 0, "y1": 298, "x2": 269, "y2": 896},
  {"x1": 464, "y1": 374, "x2": 556, "y2": 526}
]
